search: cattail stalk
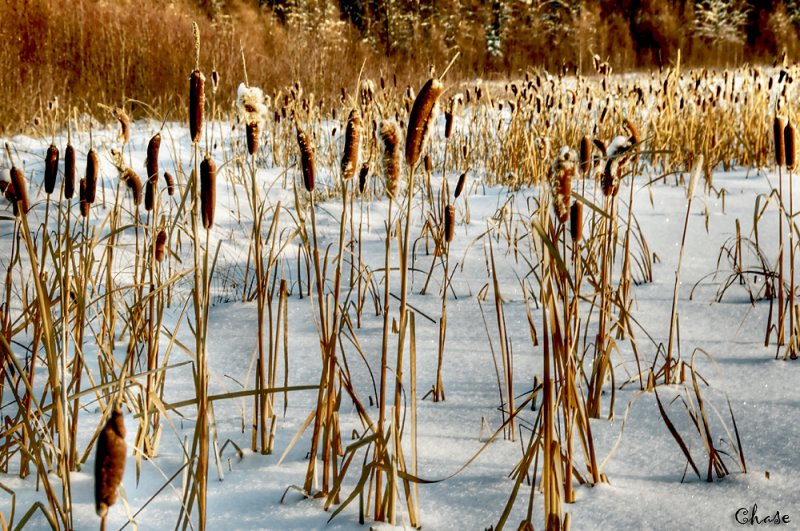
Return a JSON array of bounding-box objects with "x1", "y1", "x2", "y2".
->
[
  {"x1": 785, "y1": 121, "x2": 797, "y2": 359},
  {"x1": 775, "y1": 116, "x2": 787, "y2": 346}
]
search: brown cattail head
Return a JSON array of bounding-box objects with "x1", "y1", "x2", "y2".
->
[
  {"x1": 424, "y1": 154, "x2": 432, "y2": 174},
  {"x1": 579, "y1": 135, "x2": 592, "y2": 175},
  {"x1": 444, "y1": 204, "x2": 455, "y2": 243},
  {"x1": 246, "y1": 122, "x2": 260, "y2": 156},
  {"x1": 444, "y1": 111, "x2": 454, "y2": 139},
  {"x1": 146, "y1": 133, "x2": 160, "y2": 180},
  {"x1": 200, "y1": 155, "x2": 216, "y2": 229},
  {"x1": 405, "y1": 78, "x2": 444, "y2": 168},
  {"x1": 164, "y1": 171, "x2": 175, "y2": 196},
  {"x1": 296, "y1": 128, "x2": 316, "y2": 192},
  {"x1": 381, "y1": 121, "x2": 401, "y2": 199},
  {"x1": 785, "y1": 121, "x2": 796, "y2": 170},
  {"x1": 122, "y1": 168, "x2": 142, "y2": 206},
  {"x1": 775, "y1": 115, "x2": 787, "y2": 167},
  {"x1": 64, "y1": 144, "x2": 76, "y2": 199},
  {"x1": 86, "y1": 149, "x2": 99, "y2": 204},
  {"x1": 189, "y1": 70, "x2": 206, "y2": 144},
  {"x1": 358, "y1": 163, "x2": 369, "y2": 195},
  {"x1": 10, "y1": 167, "x2": 29, "y2": 215},
  {"x1": 454, "y1": 172, "x2": 467, "y2": 199},
  {"x1": 155, "y1": 230, "x2": 167, "y2": 262},
  {"x1": 570, "y1": 202, "x2": 583, "y2": 242},
  {"x1": 94, "y1": 407, "x2": 127, "y2": 518},
  {"x1": 551, "y1": 147, "x2": 576, "y2": 223},
  {"x1": 1, "y1": 180, "x2": 17, "y2": 216},
  {"x1": 44, "y1": 144, "x2": 59, "y2": 195},
  {"x1": 79, "y1": 178, "x2": 89, "y2": 217},
  {"x1": 341, "y1": 110, "x2": 361, "y2": 180}
]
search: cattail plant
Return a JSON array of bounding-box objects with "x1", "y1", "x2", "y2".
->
[
  {"x1": 341, "y1": 109, "x2": 361, "y2": 287},
  {"x1": 238, "y1": 81, "x2": 275, "y2": 453},
  {"x1": 433, "y1": 203, "x2": 456, "y2": 401},
  {"x1": 178, "y1": 22, "x2": 212, "y2": 531},
  {"x1": 785, "y1": 120, "x2": 797, "y2": 360}
]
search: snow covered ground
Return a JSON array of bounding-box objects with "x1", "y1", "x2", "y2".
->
[{"x1": 1, "y1": 118, "x2": 798, "y2": 531}]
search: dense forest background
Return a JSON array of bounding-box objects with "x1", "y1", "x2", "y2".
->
[{"x1": 2, "y1": 0, "x2": 799, "y2": 131}]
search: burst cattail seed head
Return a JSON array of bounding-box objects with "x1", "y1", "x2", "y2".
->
[
  {"x1": 774, "y1": 116, "x2": 787, "y2": 167},
  {"x1": 569, "y1": 202, "x2": 583, "y2": 242},
  {"x1": 155, "y1": 230, "x2": 167, "y2": 262},
  {"x1": 200, "y1": 155, "x2": 216, "y2": 229},
  {"x1": 10, "y1": 167, "x2": 29, "y2": 215},
  {"x1": 341, "y1": 110, "x2": 361, "y2": 180},
  {"x1": 381, "y1": 122, "x2": 401, "y2": 199},
  {"x1": 785, "y1": 121, "x2": 796, "y2": 170},
  {"x1": 551, "y1": 147, "x2": 576, "y2": 223},
  {"x1": 296, "y1": 128, "x2": 316, "y2": 192},
  {"x1": 189, "y1": 70, "x2": 206, "y2": 144},
  {"x1": 444, "y1": 204, "x2": 456, "y2": 243},
  {"x1": 164, "y1": 171, "x2": 175, "y2": 196},
  {"x1": 454, "y1": 172, "x2": 467, "y2": 199},
  {"x1": 64, "y1": 144, "x2": 76, "y2": 199},
  {"x1": 115, "y1": 108, "x2": 130, "y2": 146},
  {"x1": 86, "y1": 149, "x2": 99, "y2": 204},
  {"x1": 44, "y1": 144, "x2": 59, "y2": 195},
  {"x1": 405, "y1": 78, "x2": 444, "y2": 167},
  {"x1": 94, "y1": 407, "x2": 126, "y2": 518}
]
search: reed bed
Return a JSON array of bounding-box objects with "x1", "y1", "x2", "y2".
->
[{"x1": 3, "y1": 47, "x2": 795, "y2": 531}]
